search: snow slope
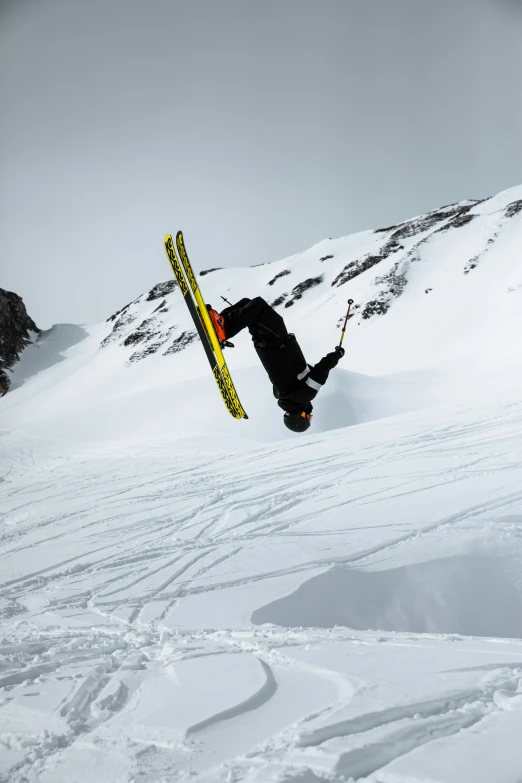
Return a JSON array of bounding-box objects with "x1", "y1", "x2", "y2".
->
[
  {"x1": 2, "y1": 185, "x2": 522, "y2": 782},
  {"x1": 4, "y1": 184, "x2": 522, "y2": 442}
]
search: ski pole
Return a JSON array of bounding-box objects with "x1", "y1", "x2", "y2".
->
[
  {"x1": 339, "y1": 299, "x2": 354, "y2": 347},
  {"x1": 221, "y1": 295, "x2": 232, "y2": 306}
]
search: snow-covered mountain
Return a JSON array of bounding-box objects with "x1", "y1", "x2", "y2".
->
[
  {"x1": 2, "y1": 185, "x2": 522, "y2": 783},
  {"x1": 79, "y1": 184, "x2": 522, "y2": 387},
  {"x1": 4, "y1": 184, "x2": 522, "y2": 444}
]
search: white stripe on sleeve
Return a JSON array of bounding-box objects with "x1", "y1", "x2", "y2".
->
[
  {"x1": 305, "y1": 377, "x2": 322, "y2": 391},
  {"x1": 297, "y1": 366, "x2": 310, "y2": 380}
]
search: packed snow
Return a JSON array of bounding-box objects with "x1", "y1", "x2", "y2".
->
[{"x1": 2, "y1": 185, "x2": 522, "y2": 781}]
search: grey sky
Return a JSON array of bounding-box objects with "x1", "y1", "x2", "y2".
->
[{"x1": 2, "y1": 0, "x2": 522, "y2": 327}]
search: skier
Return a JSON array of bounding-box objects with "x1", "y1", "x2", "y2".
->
[{"x1": 207, "y1": 297, "x2": 344, "y2": 432}]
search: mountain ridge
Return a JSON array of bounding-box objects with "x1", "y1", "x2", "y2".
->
[
  {"x1": 3, "y1": 183, "x2": 522, "y2": 444},
  {"x1": 95, "y1": 184, "x2": 522, "y2": 378}
]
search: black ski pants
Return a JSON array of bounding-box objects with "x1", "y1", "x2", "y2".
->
[{"x1": 221, "y1": 297, "x2": 288, "y2": 345}]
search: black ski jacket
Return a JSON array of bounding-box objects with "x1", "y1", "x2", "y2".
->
[
  {"x1": 220, "y1": 296, "x2": 341, "y2": 414},
  {"x1": 255, "y1": 335, "x2": 342, "y2": 414}
]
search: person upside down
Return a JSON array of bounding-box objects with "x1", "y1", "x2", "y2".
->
[{"x1": 207, "y1": 297, "x2": 344, "y2": 433}]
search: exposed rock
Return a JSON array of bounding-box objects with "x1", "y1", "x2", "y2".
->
[
  {"x1": 360, "y1": 299, "x2": 389, "y2": 319},
  {"x1": 163, "y1": 330, "x2": 197, "y2": 355},
  {"x1": 101, "y1": 275, "x2": 198, "y2": 361},
  {"x1": 284, "y1": 276, "x2": 324, "y2": 307},
  {"x1": 107, "y1": 302, "x2": 132, "y2": 323},
  {"x1": 101, "y1": 307, "x2": 138, "y2": 347},
  {"x1": 505, "y1": 200, "x2": 522, "y2": 218},
  {"x1": 439, "y1": 199, "x2": 484, "y2": 210},
  {"x1": 375, "y1": 224, "x2": 400, "y2": 233},
  {"x1": 374, "y1": 202, "x2": 481, "y2": 238},
  {"x1": 332, "y1": 237, "x2": 404, "y2": 288},
  {"x1": 123, "y1": 318, "x2": 157, "y2": 348},
  {"x1": 104, "y1": 282, "x2": 178, "y2": 353},
  {"x1": 270, "y1": 294, "x2": 287, "y2": 308},
  {"x1": 146, "y1": 280, "x2": 177, "y2": 301},
  {"x1": 464, "y1": 257, "x2": 479, "y2": 275},
  {"x1": 126, "y1": 322, "x2": 190, "y2": 363},
  {"x1": 439, "y1": 211, "x2": 476, "y2": 231},
  {"x1": 292, "y1": 275, "x2": 324, "y2": 298},
  {"x1": 361, "y1": 262, "x2": 408, "y2": 320},
  {"x1": 320, "y1": 255, "x2": 334, "y2": 262},
  {"x1": 128, "y1": 326, "x2": 175, "y2": 362},
  {"x1": 200, "y1": 268, "x2": 223, "y2": 277},
  {"x1": 268, "y1": 270, "x2": 290, "y2": 286},
  {"x1": 389, "y1": 204, "x2": 471, "y2": 241},
  {"x1": 332, "y1": 204, "x2": 477, "y2": 291},
  {"x1": 152, "y1": 299, "x2": 169, "y2": 314},
  {"x1": 124, "y1": 331, "x2": 147, "y2": 347},
  {"x1": 0, "y1": 288, "x2": 39, "y2": 395}
]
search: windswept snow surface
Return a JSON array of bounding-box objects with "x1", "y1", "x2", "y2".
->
[
  {"x1": 3, "y1": 186, "x2": 522, "y2": 781},
  {"x1": 3, "y1": 404, "x2": 522, "y2": 783}
]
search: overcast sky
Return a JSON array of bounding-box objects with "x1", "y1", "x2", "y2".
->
[{"x1": 2, "y1": 0, "x2": 522, "y2": 327}]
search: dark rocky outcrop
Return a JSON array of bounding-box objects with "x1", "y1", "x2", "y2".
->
[
  {"x1": 268, "y1": 270, "x2": 290, "y2": 286},
  {"x1": 163, "y1": 330, "x2": 197, "y2": 355},
  {"x1": 146, "y1": 280, "x2": 177, "y2": 301},
  {"x1": 373, "y1": 202, "x2": 479, "y2": 241},
  {"x1": 102, "y1": 307, "x2": 138, "y2": 347},
  {"x1": 388, "y1": 204, "x2": 473, "y2": 241},
  {"x1": 436, "y1": 211, "x2": 476, "y2": 232},
  {"x1": 464, "y1": 256, "x2": 479, "y2": 275},
  {"x1": 505, "y1": 200, "x2": 522, "y2": 218},
  {"x1": 374, "y1": 224, "x2": 400, "y2": 233},
  {"x1": 107, "y1": 302, "x2": 132, "y2": 323},
  {"x1": 284, "y1": 275, "x2": 324, "y2": 308},
  {"x1": 361, "y1": 262, "x2": 408, "y2": 320},
  {"x1": 0, "y1": 288, "x2": 39, "y2": 395},
  {"x1": 331, "y1": 236, "x2": 404, "y2": 288},
  {"x1": 332, "y1": 203, "x2": 479, "y2": 291}
]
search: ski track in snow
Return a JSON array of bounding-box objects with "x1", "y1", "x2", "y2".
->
[
  {"x1": 4, "y1": 186, "x2": 522, "y2": 780},
  {"x1": 3, "y1": 399, "x2": 522, "y2": 781}
]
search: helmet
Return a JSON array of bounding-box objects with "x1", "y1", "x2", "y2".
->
[{"x1": 283, "y1": 410, "x2": 312, "y2": 433}]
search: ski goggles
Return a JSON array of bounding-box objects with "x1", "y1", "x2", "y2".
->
[{"x1": 300, "y1": 411, "x2": 312, "y2": 422}]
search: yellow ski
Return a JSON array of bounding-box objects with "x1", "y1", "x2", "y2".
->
[{"x1": 164, "y1": 234, "x2": 247, "y2": 420}]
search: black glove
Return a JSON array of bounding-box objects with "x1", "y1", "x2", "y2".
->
[{"x1": 335, "y1": 345, "x2": 345, "y2": 359}]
